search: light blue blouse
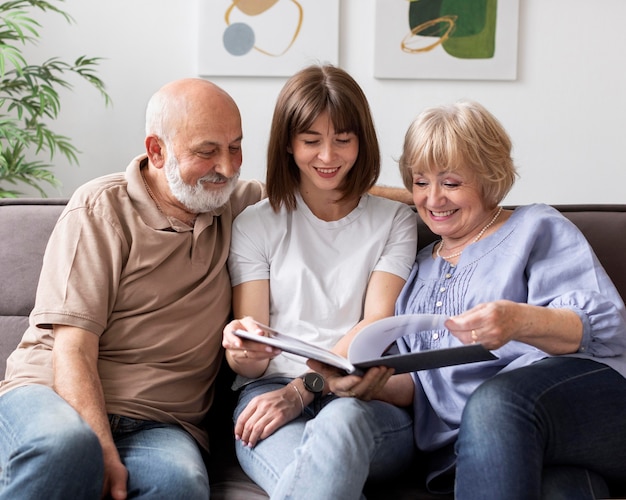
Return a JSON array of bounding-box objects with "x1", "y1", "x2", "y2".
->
[{"x1": 396, "y1": 204, "x2": 626, "y2": 455}]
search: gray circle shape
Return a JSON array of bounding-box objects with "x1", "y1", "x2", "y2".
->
[{"x1": 223, "y1": 23, "x2": 255, "y2": 56}]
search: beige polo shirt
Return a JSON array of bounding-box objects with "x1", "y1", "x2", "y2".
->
[{"x1": 0, "y1": 155, "x2": 264, "y2": 450}]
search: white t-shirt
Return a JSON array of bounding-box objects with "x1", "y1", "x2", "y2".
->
[{"x1": 228, "y1": 193, "x2": 418, "y2": 385}]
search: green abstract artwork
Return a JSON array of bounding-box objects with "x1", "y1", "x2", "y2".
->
[
  {"x1": 374, "y1": 0, "x2": 519, "y2": 80},
  {"x1": 405, "y1": 0, "x2": 497, "y2": 59}
]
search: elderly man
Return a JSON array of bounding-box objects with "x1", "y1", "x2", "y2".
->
[{"x1": 0, "y1": 79, "x2": 264, "y2": 499}]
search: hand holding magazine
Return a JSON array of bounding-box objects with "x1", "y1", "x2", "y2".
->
[{"x1": 234, "y1": 314, "x2": 497, "y2": 375}]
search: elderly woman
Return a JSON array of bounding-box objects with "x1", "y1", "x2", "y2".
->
[{"x1": 392, "y1": 101, "x2": 626, "y2": 498}]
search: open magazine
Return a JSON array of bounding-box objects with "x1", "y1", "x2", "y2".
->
[{"x1": 233, "y1": 314, "x2": 497, "y2": 375}]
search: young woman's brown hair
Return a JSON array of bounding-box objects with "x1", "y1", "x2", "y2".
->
[{"x1": 267, "y1": 64, "x2": 380, "y2": 211}]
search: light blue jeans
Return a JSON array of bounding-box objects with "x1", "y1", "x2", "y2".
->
[
  {"x1": 455, "y1": 357, "x2": 626, "y2": 500},
  {"x1": 234, "y1": 377, "x2": 415, "y2": 500},
  {"x1": 0, "y1": 385, "x2": 209, "y2": 499}
]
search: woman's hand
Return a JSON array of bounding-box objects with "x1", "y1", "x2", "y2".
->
[
  {"x1": 223, "y1": 316, "x2": 281, "y2": 378},
  {"x1": 445, "y1": 300, "x2": 583, "y2": 354},
  {"x1": 445, "y1": 300, "x2": 518, "y2": 350},
  {"x1": 307, "y1": 360, "x2": 395, "y2": 401},
  {"x1": 235, "y1": 385, "x2": 303, "y2": 448}
]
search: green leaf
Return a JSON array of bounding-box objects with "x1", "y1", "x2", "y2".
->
[{"x1": 0, "y1": 0, "x2": 110, "y2": 197}]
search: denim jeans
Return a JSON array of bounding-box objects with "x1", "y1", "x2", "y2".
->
[
  {"x1": 234, "y1": 377, "x2": 414, "y2": 500},
  {"x1": 455, "y1": 357, "x2": 626, "y2": 500},
  {"x1": 0, "y1": 385, "x2": 209, "y2": 499},
  {"x1": 110, "y1": 414, "x2": 209, "y2": 499}
]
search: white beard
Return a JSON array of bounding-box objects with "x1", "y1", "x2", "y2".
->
[{"x1": 164, "y1": 153, "x2": 239, "y2": 213}]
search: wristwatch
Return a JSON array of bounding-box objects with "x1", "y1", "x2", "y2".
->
[{"x1": 301, "y1": 372, "x2": 325, "y2": 412}]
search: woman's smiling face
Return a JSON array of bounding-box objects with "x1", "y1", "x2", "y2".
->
[
  {"x1": 411, "y1": 166, "x2": 491, "y2": 241},
  {"x1": 290, "y1": 111, "x2": 359, "y2": 195}
]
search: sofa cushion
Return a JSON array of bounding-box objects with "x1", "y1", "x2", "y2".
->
[{"x1": 0, "y1": 199, "x2": 67, "y2": 374}]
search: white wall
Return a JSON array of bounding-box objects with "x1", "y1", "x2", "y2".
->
[{"x1": 22, "y1": 0, "x2": 626, "y2": 204}]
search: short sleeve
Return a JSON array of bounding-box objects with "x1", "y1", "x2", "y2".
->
[
  {"x1": 372, "y1": 202, "x2": 418, "y2": 281},
  {"x1": 32, "y1": 206, "x2": 125, "y2": 334},
  {"x1": 228, "y1": 201, "x2": 271, "y2": 287}
]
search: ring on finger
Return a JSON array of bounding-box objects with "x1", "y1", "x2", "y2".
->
[{"x1": 471, "y1": 330, "x2": 478, "y2": 343}]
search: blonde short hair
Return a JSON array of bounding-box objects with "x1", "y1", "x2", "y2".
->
[{"x1": 399, "y1": 101, "x2": 518, "y2": 207}]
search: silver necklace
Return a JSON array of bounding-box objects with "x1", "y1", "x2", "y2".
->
[
  {"x1": 436, "y1": 206, "x2": 503, "y2": 260},
  {"x1": 141, "y1": 169, "x2": 197, "y2": 226}
]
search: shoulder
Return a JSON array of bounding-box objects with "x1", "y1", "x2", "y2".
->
[
  {"x1": 70, "y1": 173, "x2": 128, "y2": 204},
  {"x1": 49, "y1": 175, "x2": 132, "y2": 255},
  {"x1": 509, "y1": 204, "x2": 588, "y2": 249},
  {"x1": 366, "y1": 194, "x2": 415, "y2": 217},
  {"x1": 235, "y1": 197, "x2": 274, "y2": 221},
  {"x1": 513, "y1": 204, "x2": 577, "y2": 231},
  {"x1": 365, "y1": 195, "x2": 417, "y2": 232},
  {"x1": 229, "y1": 179, "x2": 266, "y2": 218},
  {"x1": 367, "y1": 193, "x2": 411, "y2": 209},
  {"x1": 515, "y1": 203, "x2": 560, "y2": 217},
  {"x1": 232, "y1": 197, "x2": 285, "y2": 237},
  {"x1": 63, "y1": 173, "x2": 130, "y2": 222}
]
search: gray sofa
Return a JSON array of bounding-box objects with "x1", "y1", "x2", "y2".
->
[{"x1": 2, "y1": 198, "x2": 625, "y2": 499}]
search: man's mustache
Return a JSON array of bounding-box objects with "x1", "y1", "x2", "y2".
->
[{"x1": 198, "y1": 172, "x2": 239, "y2": 184}]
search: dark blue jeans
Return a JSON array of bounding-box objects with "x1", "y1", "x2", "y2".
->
[{"x1": 455, "y1": 357, "x2": 626, "y2": 500}]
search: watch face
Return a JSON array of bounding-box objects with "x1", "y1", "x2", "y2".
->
[{"x1": 303, "y1": 372, "x2": 324, "y2": 393}]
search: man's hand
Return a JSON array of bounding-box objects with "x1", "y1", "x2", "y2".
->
[{"x1": 102, "y1": 450, "x2": 128, "y2": 499}]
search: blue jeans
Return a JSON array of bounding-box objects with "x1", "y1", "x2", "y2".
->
[
  {"x1": 0, "y1": 385, "x2": 209, "y2": 499},
  {"x1": 455, "y1": 357, "x2": 626, "y2": 500},
  {"x1": 234, "y1": 377, "x2": 414, "y2": 500}
]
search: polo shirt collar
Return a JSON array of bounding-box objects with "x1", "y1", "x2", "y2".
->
[{"x1": 126, "y1": 154, "x2": 225, "y2": 231}]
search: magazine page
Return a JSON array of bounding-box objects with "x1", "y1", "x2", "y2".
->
[
  {"x1": 233, "y1": 324, "x2": 354, "y2": 373},
  {"x1": 348, "y1": 314, "x2": 449, "y2": 363},
  {"x1": 348, "y1": 314, "x2": 497, "y2": 374}
]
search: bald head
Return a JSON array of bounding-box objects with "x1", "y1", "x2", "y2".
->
[
  {"x1": 145, "y1": 78, "x2": 241, "y2": 142},
  {"x1": 142, "y1": 77, "x2": 244, "y2": 217}
]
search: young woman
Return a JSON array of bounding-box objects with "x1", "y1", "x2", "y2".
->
[{"x1": 222, "y1": 65, "x2": 418, "y2": 498}]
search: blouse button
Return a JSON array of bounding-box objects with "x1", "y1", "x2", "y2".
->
[
  {"x1": 435, "y1": 301, "x2": 443, "y2": 307},
  {"x1": 439, "y1": 287, "x2": 446, "y2": 293},
  {"x1": 445, "y1": 273, "x2": 452, "y2": 279},
  {"x1": 432, "y1": 332, "x2": 439, "y2": 340}
]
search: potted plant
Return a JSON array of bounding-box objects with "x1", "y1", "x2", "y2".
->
[{"x1": 0, "y1": 0, "x2": 110, "y2": 197}]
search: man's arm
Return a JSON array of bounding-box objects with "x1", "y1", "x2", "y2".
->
[
  {"x1": 369, "y1": 185, "x2": 414, "y2": 205},
  {"x1": 53, "y1": 325, "x2": 128, "y2": 499}
]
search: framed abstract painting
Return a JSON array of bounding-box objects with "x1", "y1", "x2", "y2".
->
[
  {"x1": 198, "y1": 0, "x2": 339, "y2": 77},
  {"x1": 374, "y1": 0, "x2": 519, "y2": 80}
]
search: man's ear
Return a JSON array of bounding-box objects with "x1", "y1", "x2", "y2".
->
[{"x1": 146, "y1": 135, "x2": 165, "y2": 168}]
